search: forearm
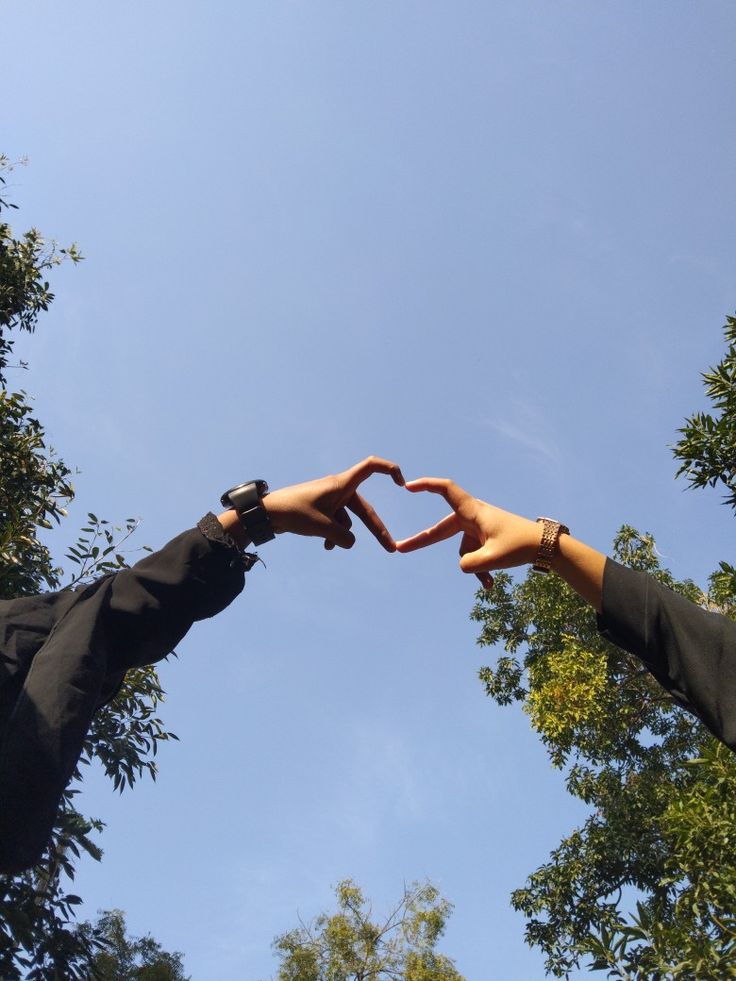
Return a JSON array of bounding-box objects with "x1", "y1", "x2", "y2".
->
[
  {"x1": 550, "y1": 532, "x2": 606, "y2": 613},
  {"x1": 107, "y1": 519, "x2": 247, "y2": 672},
  {"x1": 0, "y1": 518, "x2": 249, "y2": 873},
  {"x1": 597, "y1": 559, "x2": 736, "y2": 747},
  {"x1": 543, "y1": 526, "x2": 736, "y2": 748}
]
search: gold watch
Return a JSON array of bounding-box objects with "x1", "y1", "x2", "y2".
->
[{"x1": 532, "y1": 518, "x2": 570, "y2": 573}]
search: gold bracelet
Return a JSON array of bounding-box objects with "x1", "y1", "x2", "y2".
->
[{"x1": 532, "y1": 517, "x2": 570, "y2": 573}]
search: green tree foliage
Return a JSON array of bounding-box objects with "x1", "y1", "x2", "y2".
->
[
  {"x1": 0, "y1": 155, "x2": 81, "y2": 371},
  {"x1": 272, "y1": 879, "x2": 465, "y2": 980},
  {"x1": 0, "y1": 155, "x2": 78, "y2": 598},
  {"x1": 673, "y1": 314, "x2": 736, "y2": 511},
  {"x1": 471, "y1": 316, "x2": 736, "y2": 979},
  {"x1": 81, "y1": 909, "x2": 189, "y2": 981},
  {"x1": 0, "y1": 157, "x2": 178, "y2": 978}
]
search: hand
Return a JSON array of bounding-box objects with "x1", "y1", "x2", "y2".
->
[
  {"x1": 263, "y1": 456, "x2": 405, "y2": 551},
  {"x1": 394, "y1": 477, "x2": 542, "y2": 588}
]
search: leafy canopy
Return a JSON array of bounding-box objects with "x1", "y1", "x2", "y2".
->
[
  {"x1": 471, "y1": 314, "x2": 736, "y2": 979},
  {"x1": 0, "y1": 156, "x2": 178, "y2": 979},
  {"x1": 673, "y1": 314, "x2": 736, "y2": 512},
  {"x1": 81, "y1": 909, "x2": 189, "y2": 981},
  {"x1": 272, "y1": 879, "x2": 465, "y2": 981}
]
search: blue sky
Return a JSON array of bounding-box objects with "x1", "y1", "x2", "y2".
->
[{"x1": 4, "y1": 1, "x2": 736, "y2": 977}]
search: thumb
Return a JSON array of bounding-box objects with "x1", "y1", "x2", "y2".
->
[{"x1": 459, "y1": 543, "x2": 493, "y2": 575}]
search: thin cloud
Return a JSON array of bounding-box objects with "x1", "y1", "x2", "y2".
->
[{"x1": 472, "y1": 401, "x2": 561, "y2": 466}]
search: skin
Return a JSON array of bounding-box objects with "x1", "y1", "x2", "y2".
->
[
  {"x1": 217, "y1": 463, "x2": 606, "y2": 614},
  {"x1": 217, "y1": 455, "x2": 405, "y2": 554},
  {"x1": 394, "y1": 477, "x2": 607, "y2": 614}
]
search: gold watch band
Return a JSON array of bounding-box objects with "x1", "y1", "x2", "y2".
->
[{"x1": 532, "y1": 517, "x2": 570, "y2": 573}]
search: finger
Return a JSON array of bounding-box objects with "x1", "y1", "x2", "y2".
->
[
  {"x1": 347, "y1": 492, "x2": 395, "y2": 553},
  {"x1": 334, "y1": 507, "x2": 353, "y2": 531},
  {"x1": 342, "y1": 456, "x2": 405, "y2": 495},
  {"x1": 314, "y1": 512, "x2": 356, "y2": 550},
  {"x1": 403, "y1": 477, "x2": 472, "y2": 511},
  {"x1": 325, "y1": 508, "x2": 352, "y2": 551},
  {"x1": 394, "y1": 512, "x2": 461, "y2": 553}
]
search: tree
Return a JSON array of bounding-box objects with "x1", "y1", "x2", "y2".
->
[
  {"x1": 0, "y1": 156, "x2": 178, "y2": 978},
  {"x1": 271, "y1": 879, "x2": 465, "y2": 980},
  {"x1": 673, "y1": 314, "x2": 736, "y2": 512},
  {"x1": 0, "y1": 156, "x2": 78, "y2": 598},
  {"x1": 470, "y1": 315, "x2": 736, "y2": 979},
  {"x1": 80, "y1": 909, "x2": 189, "y2": 981}
]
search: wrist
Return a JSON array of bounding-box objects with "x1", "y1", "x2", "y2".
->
[
  {"x1": 220, "y1": 479, "x2": 275, "y2": 546},
  {"x1": 217, "y1": 509, "x2": 252, "y2": 549},
  {"x1": 531, "y1": 517, "x2": 570, "y2": 573}
]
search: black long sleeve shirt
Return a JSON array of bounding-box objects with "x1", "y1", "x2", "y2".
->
[
  {"x1": 0, "y1": 516, "x2": 246, "y2": 873},
  {"x1": 597, "y1": 558, "x2": 736, "y2": 749},
  {"x1": 2, "y1": 535, "x2": 735, "y2": 874}
]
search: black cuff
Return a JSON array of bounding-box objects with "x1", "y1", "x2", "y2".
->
[{"x1": 197, "y1": 513, "x2": 262, "y2": 572}]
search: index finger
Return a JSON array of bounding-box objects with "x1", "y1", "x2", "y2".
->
[
  {"x1": 404, "y1": 477, "x2": 472, "y2": 511},
  {"x1": 394, "y1": 512, "x2": 461, "y2": 553},
  {"x1": 346, "y1": 491, "x2": 396, "y2": 553},
  {"x1": 341, "y1": 456, "x2": 405, "y2": 495}
]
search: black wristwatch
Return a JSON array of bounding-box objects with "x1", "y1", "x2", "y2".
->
[{"x1": 220, "y1": 479, "x2": 275, "y2": 546}]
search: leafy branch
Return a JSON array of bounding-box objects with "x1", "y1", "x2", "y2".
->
[{"x1": 64, "y1": 513, "x2": 152, "y2": 590}]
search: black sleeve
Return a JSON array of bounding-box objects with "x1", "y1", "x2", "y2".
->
[
  {"x1": 597, "y1": 558, "x2": 736, "y2": 750},
  {"x1": 105, "y1": 517, "x2": 246, "y2": 674},
  {"x1": 0, "y1": 517, "x2": 246, "y2": 874}
]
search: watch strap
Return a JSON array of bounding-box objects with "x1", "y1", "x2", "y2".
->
[
  {"x1": 533, "y1": 517, "x2": 570, "y2": 573},
  {"x1": 238, "y1": 504, "x2": 275, "y2": 547},
  {"x1": 221, "y1": 481, "x2": 275, "y2": 547}
]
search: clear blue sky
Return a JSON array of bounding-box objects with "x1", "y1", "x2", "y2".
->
[{"x1": 4, "y1": 1, "x2": 736, "y2": 977}]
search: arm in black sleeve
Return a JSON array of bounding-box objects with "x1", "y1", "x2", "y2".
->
[
  {"x1": 597, "y1": 559, "x2": 736, "y2": 750},
  {"x1": 0, "y1": 515, "x2": 246, "y2": 873},
  {"x1": 105, "y1": 515, "x2": 246, "y2": 675}
]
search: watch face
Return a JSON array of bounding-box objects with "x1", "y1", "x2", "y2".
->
[{"x1": 220, "y1": 480, "x2": 269, "y2": 509}]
